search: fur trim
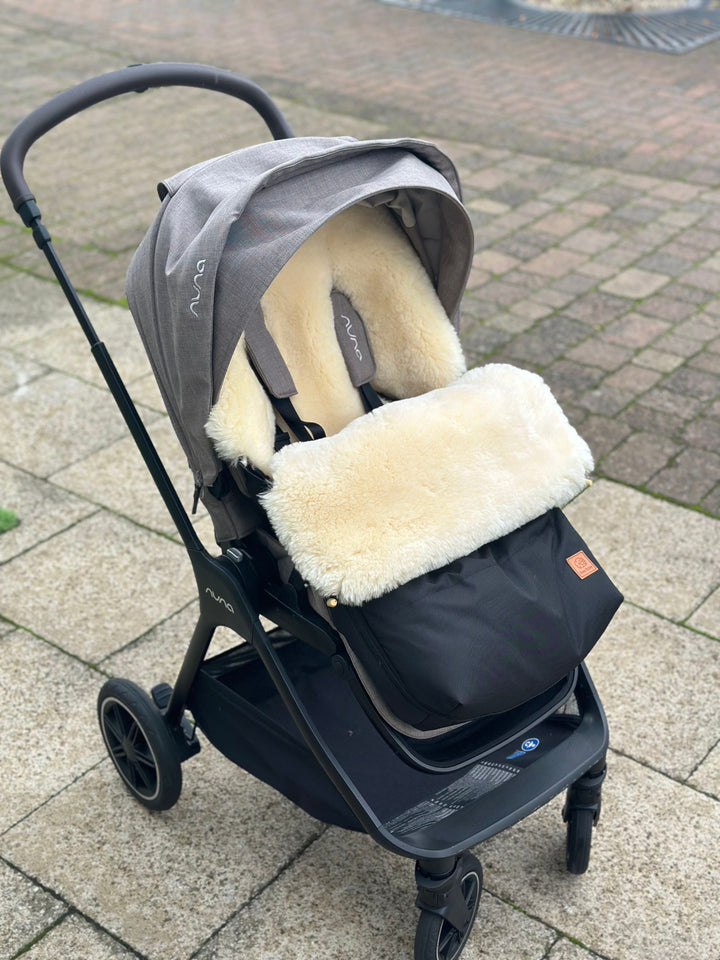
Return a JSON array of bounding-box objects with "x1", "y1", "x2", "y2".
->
[
  {"x1": 261, "y1": 224, "x2": 367, "y2": 436},
  {"x1": 321, "y1": 206, "x2": 466, "y2": 399},
  {"x1": 205, "y1": 205, "x2": 466, "y2": 467},
  {"x1": 204, "y1": 334, "x2": 276, "y2": 474},
  {"x1": 261, "y1": 364, "x2": 594, "y2": 605}
]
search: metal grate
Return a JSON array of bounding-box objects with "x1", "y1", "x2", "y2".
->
[{"x1": 377, "y1": 0, "x2": 720, "y2": 53}]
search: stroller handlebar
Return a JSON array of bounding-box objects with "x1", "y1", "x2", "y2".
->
[{"x1": 1, "y1": 61, "x2": 294, "y2": 212}]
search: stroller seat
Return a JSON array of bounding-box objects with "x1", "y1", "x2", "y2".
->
[
  {"x1": 204, "y1": 203, "x2": 593, "y2": 607},
  {"x1": 200, "y1": 199, "x2": 610, "y2": 742},
  {"x1": 205, "y1": 203, "x2": 466, "y2": 474}
]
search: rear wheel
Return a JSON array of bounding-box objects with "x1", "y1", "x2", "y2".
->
[
  {"x1": 98, "y1": 677, "x2": 182, "y2": 811},
  {"x1": 414, "y1": 854, "x2": 482, "y2": 960}
]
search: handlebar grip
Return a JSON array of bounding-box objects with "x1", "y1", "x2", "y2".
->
[{"x1": 1, "y1": 61, "x2": 294, "y2": 211}]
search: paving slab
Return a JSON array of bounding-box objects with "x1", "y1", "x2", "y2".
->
[
  {"x1": 0, "y1": 274, "x2": 81, "y2": 348},
  {"x1": 0, "y1": 350, "x2": 46, "y2": 397},
  {"x1": 195, "y1": 828, "x2": 555, "y2": 960},
  {"x1": 20, "y1": 913, "x2": 138, "y2": 960},
  {"x1": 0, "y1": 749, "x2": 324, "y2": 960},
  {"x1": 0, "y1": 860, "x2": 66, "y2": 959},
  {"x1": 480, "y1": 753, "x2": 720, "y2": 960},
  {"x1": 16, "y1": 304, "x2": 153, "y2": 390},
  {"x1": 565, "y1": 481, "x2": 720, "y2": 622},
  {"x1": 100, "y1": 600, "x2": 241, "y2": 682},
  {"x1": 50, "y1": 417, "x2": 197, "y2": 538},
  {"x1": 0, "y1": 629, "x2": 105, "y2": 832},
  {"x1": 688, "y1": 743, "x2": 720, "y2": 799},
  {"x1": 687, "y1": 585, "x2": 720, "y2": 637},
  {"x1": 126, "y1": 373, "x2": 167, "y2": 415},
  {"x1": 0, "y1": 461, "x2": 96, "y2": 564},
  {"x1": 0, "y1": 370, "x2": 150, "y2": 478},
  {"x1": 547, "y1": 941, "x2": 603, "y2": 960},
  {"x1": 586, "y1": 604, "x2": 720, "y2": 780},
  {"x1": 0, "y1": 512, "x2": 196, "y2": 662}
]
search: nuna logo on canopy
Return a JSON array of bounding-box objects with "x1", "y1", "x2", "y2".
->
[{"x1": 189, "y1": 259, "x2": 206, "y2": 316}]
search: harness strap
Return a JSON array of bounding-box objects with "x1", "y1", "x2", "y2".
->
[
  {"x1": 270, "y1": 395, "x2": 326, "y2": 443},
  {"x1": 359, "y1": 381, "x2": 384, "y2": 412}
]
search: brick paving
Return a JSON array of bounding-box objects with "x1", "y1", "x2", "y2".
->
[{"x1": 1, "y1": 0, "x2": 718, "y2": 515}]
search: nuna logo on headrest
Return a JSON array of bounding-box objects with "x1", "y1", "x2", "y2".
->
[
  {"x1": 189, "y1": 259, "x2": 207, "y2": 317},
  {"x1": 342, "y1": 315, "x2": 363, "y2": 361}
]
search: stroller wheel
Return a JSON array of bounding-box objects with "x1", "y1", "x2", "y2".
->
[
  {"x1": 565, "y1": 807, "x2": 594, "y2": 875},
  {"x1": 98, "y1": 677, "x2": 182, "y2": 811},
  {"x1": 414, "y1": 853, "x2": 482, "y2": 960}
]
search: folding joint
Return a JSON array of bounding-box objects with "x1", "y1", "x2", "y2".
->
[
  {"x1": 415, "y1": 858, "x2": 471, "y2": 933},
  {"x1": 16, "y1": 199, "x2": 51, "y2": 248}
]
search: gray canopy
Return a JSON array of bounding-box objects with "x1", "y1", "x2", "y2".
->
[{"x1": 126, "y1": 136, "x2": 475, "y2": 536}]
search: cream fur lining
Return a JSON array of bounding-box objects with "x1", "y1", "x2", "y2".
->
[
  {"x1": 205, "y1": 205, "x2": 466, "y2": 473},
  {"x1": 205, "y1": 333, "x2": 277, "y2": 471},
  {"x1": 260, "y1": 364, "x2": 594, "y2": 605}
]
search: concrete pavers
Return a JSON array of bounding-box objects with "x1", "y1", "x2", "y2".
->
[
  {"x1": 565, "y1": 481, "x2": 718, "y2": 620},
  {"x1": 586, "y1": 605, "x2": 720, "y2": 779},
  {"x1": 0, "y1": 512, "x2": 196, "y2": 660},
  {"x1": 51, "y1": 419, "x2": 199, "y2": 538},
  {"x1": 0, "y1": 630, "x2": 105, "y2": 832},
  {"x1": 0, "y1": 2, "x2": 718, "y2": 958},
  {"x1": 20, "y1": 914, "x2": 138, "y2": 960},
  {"x1": 0, "y1": 461, "x2": 95, "y2": 564},
  {"x1": 482, "y1": 755, "x2": 720, "y2": 960},
  {"x1": 0, "y1": 755, "x2": 324, "y2": 960},
  {"x1": 0, "y1": 861, "x2": 65, "y2": 959},
  {"x1": 193, "y1": 830, "x2": 556, "y2": 960},
  {"x1": 0, "y1": 371, "x2": 142, "y2": 477},
  {"x1": 16, "y1": 305, "x2": 154, "y2": 392}
]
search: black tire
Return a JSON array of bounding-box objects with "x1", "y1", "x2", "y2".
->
[
  {"x1": 414, "y1": 854, "x2": 482, "y2": 960},
  {"x1": 566, "y1": 807, "x2": 594, "y2": 874},
  {"x1": 98, "y1": 677, "x2": 182, "y2": 811}
]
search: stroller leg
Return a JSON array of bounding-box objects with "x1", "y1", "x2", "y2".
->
[
  {"x1": 164, "y1": 614, "x2": 216, "y2": 729},
  {"x1": 414, "y1": 853, "x2": 482, "y2": 960}
]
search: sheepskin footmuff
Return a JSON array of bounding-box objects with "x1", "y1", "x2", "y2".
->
[{"x1": 260, "y1": 363, "x2": 593, "y2": 605}]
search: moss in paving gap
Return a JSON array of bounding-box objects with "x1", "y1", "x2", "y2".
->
[
  {"x1": 0, "y1": 506, "x2": 19, "y2": 533},
  {"x1": 502, "y1": 899, "x2": 607, "y2": 957},
  {"x1": 0, "y1": 258, "x2": 126, "y2": 306},
  {"x1": 594, "y1": 474, "x2": 719, "y2": 519},
  {"x1": 9, "y1": 912, "x2": 69, "y2": 960}
]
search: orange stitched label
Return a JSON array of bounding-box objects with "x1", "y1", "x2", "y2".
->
[{"x1": 566, "y1": 551, "x2": 598, "y2": 580}]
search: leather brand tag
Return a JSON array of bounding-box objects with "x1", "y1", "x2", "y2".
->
[{"x1": 566, "y1": 551, "x2": 598, "y2": 580}]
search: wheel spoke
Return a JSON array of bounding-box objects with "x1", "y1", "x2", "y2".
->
[
  {"x1": 463, "y1": 876, "x2": 478, "y2": 908},
  {"x1": 133, "y1": 759, "x2": 155, "y2": 791},
  {"x1": 126, "y1": 720, "x2": 141, "y2": 746},
  {"x1": 135, "y1": 750, "x2": 156, "y2": 770},
  {"x1": 103, "y1": 708, "x2": 126, "y2": 744},
  {"x1": 124, "y1": 759, "x2": 140, "y2": 789},
  {"x1": 438, "y1": 923, "x2": 460, "y2": 957}
]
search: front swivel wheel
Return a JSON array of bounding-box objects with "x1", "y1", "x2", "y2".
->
[
  {"x1": 98, "y1": 677, "x2": 182, "y2": 811},
  {"x1": 414, "y1": 852, "x2": 482, "y2": 960}
]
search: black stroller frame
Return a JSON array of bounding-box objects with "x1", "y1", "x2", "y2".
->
[{"x1": 2, "y1": 63, "x2": 609, "y2": 960}]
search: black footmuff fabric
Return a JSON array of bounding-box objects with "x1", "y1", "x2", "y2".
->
[{"x1": 329, "y1": 509, "x2": 622, "y2": 731}]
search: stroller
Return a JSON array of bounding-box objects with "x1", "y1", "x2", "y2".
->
[{"x1": 2, "y1": 63, "x2": 622, "y2": 960}]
